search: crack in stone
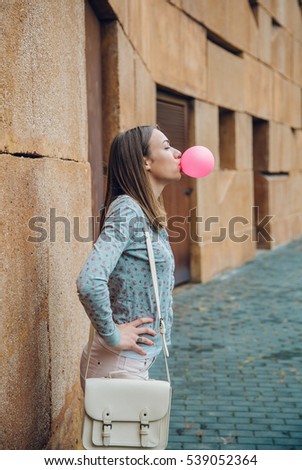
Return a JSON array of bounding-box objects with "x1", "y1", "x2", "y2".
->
[{"x1": 0, "y1": 152, "x2": 79, "y2": 162}]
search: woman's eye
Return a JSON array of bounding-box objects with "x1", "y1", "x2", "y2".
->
[{"x1": 165, "y1": 146, "x2": 171, "y2": 150}]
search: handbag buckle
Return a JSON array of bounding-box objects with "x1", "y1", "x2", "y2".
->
[
  {"x1": 103, "y1": 423, "x2": 112, "y2": 430},
  {"x1": 140, "y1": 423, "x2": 149, "y2": 430}
]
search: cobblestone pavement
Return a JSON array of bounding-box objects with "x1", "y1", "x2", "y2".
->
[{"x1": 150, "y1": 238, "x2": 302, "y2": 450}]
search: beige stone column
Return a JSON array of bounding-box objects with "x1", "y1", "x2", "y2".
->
[{"x1": 1, "y1": 0, "x2": 90, "y2": 449}]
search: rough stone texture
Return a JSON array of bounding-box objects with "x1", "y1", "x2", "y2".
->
[
  {"x1": 0, "y1": 157, "x2": 50, "y2": 449},
  {"x1": 244, "y1": 54, "x2": 274, "y2": 120},
  {"x1": 253, "y1": 171, "x2": 302, "y2": 249},
  {"x1": 45, "y1": 159, "x2": 92, "y2": 425},
  {"x1": 294, "y1": 130, "x2": 302, "y2": 171},
  {"x1": 118, "y1": 26, "x2": 156, "y2": 130},
  {"x1": 100, "y1": 21, "x2": 120, "y2": 163},
  {"x1": 195, "y1": 169, "x2": 255, "y2": 282},
  {"x1": 207, "y1": 41, "x2": 245, "y2": 112},
  {"x1": 271, "y1": 25, "x2": 292, "y2": 80},
  {"x1": 101, "y1": 22, "x2": 156, "y2": 159},
  {"x1": 292, "y1": 40, "x2": 302, "y2": 87},
  {"x1": 183, "y1": 0, "x2": 258, "y2": 57},
  {"x1": 1, "y1": 0, "x2": 87, "y2": 161},
  {"x1": 0, "y1": 155, "x2": 91, "y2": 449},
  {"x1": 259, "y1": 0, "x2": 302, "y2": 42},
  {"x1": 268, "y1": 123, "x2": 295, "y2": 173},
  {"x1": 254, "y1": 122, "x2": 296, "y2": 173},
  {"x1": 109, "y1": 0, "x2": 207, "y2": 100},
  {"x1": 194, "y1": 101, "x2": 220, "y2": 169},
  {"x1": 257, "y1": 6, "x2": 272, "y2": 65},
  {"x1": 150, "y1": 0, "x2": 207, "y2": 99},
  {"x1": 273, "y1": 74, "x2": 301, "y2": 129}
]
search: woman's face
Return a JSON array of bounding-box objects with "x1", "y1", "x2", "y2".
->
[{"x1": 144, "y1": 129, "x2": 182, "y2": 185}]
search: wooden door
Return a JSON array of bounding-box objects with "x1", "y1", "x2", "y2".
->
[
  {"x1": 85, "y1": 0, "x2": 104, "y2": 242},
  {"x1": 157, "y1": 92, "x2": 193, "y2": 285}
]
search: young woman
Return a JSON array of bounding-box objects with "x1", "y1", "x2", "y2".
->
[{"x1": 76, "y1": 125, "x2": 182, "y2": 389}]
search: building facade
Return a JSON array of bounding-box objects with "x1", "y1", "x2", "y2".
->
[{"x1": 1, "y1": 0, "x2": 301, "y2": 449}]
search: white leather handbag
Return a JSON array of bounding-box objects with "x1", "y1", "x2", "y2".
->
[{"x1": 81, "y1": 217, "x2": 172, "y2": 450}]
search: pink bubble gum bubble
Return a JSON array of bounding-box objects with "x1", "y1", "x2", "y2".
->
[{"x1": 180, "y1": 146, "x2": 215, "y2": 178}]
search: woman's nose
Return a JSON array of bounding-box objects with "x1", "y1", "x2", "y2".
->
[{"x1": 173, "y1": 148, "x2": 182, "y2": 159}]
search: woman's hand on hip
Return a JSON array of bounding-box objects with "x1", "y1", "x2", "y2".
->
[{"x1": 115, "y1": 317, "x2": 156, "y2": 356}]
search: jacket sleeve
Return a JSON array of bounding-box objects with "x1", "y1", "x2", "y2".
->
[{"x1": 75, "y1": 201, "x2": 139, "y2": 346}]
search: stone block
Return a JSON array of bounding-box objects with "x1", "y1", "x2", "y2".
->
[
  {"x1": 207, "y1": 41, "x2": 245, "y2": 111},
  {"x1": 244, "y1": 54, "x2": 273, "y2": 120},
  {"x1": 290, "y1": 213, "x2": 302, "y2": 241},
  {"x1": 117, "y1": 24, "x2": 136, "y2": 130},
  {"x1": 273, "y1": 74, "x2": 301, "y2": 128},
  {"x1": 44, "y1": 159, "x2": 92, "y2": 423},
  {"x1": 290, "y1": 0, "x2": 302, "y2": 43},
  {"x1": 134, "y1": 54, "x2": 156, "y2": 126},
  {"x1": 262, "y1": 0, "x2": 302, "y2": 42},
  {"x1": 292, "y1": 40, "x2": 302, "y2": 87},
  {"x1": 0, "y1": 158, "x2": 50, "y2": 450},
  {"x1": 294, "y1": 130, "x2": 302, "y2": 171},
  {"x1": 226, "y1": 0, "x2": 258, "y2": 57},
  {"x1": 253, "y1": 120, "x2": 295, "y2": 173},
  {"x1": 257, "y1": 6, "x2": 272, "y2": 65},
  {"x1": 182, "y1": 0, "x2": 205, "y2": 24},
  {"x1": 197, "y1": 0, "x2": 258, "y2": 56},
  {"x1": 217, "y1": 170, "x2": 254, "y2": 236},
  {"x1": 269, "y1": 123, "x2": 295, "y2": 173},
  {"x1": 194, "y1": 171, "x2": 220, "y2": 244},
  {"x1": 124, "y1": 0, "x2": 207, "y2": 99},
  {"x1": 271, "y1": 25, "x2": 292, "y2": 79},
  {"x1": 0, "y1": 154, "x2": 90, "y2": 449},
  {"x1": 199, "y1": 226, "x2": 255, "y2": 283},
  {"x1": 268, "y1": 216, "x2": 292, "y2": 248},
  {"x1": 101, "y1": 21, "x2": 120, "y2": 161},
  {"x1": 195, "y1": 169, "x2": 255, "y2": 282},
  {"x1": 148, "y1": 0, "x2": 206, "y2": 100},
  {"x1": 1, "y1": 0, "x2": 87, "y2": 161},
  {"x1": 194, "y1": 101, "x2": 220, "y2": 169},
  {"x1": 253, "y1": 172, "x2": 292, "y2": 248},
  {"x1": 289, "y1": 171, "x2": 302, "y2": 217},
  {"x1": 108, "y1": 0, "x2": 129, "y2": 30},
  {"x1": 101, "y1": 22, "x2": 156, "y2": 153}
]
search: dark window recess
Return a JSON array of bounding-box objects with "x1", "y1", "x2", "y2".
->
[
  {"x1": 157, "y1": 100, "x2": 187, "y2": 153},
  {"x1": 207, "y1": 33, "x2": 242, "y2": 56},
  {"x1": 261, "y1": 171, "x2": 289, "y2": 177},
  {"x1": 253, "y1": 118, "x2": 269, "y2": 171},
  {"x1": 219, "y1": 108, "x2": 236, "y2": 169}
]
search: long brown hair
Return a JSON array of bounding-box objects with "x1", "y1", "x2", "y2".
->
[{"x1": 99, "y1": 125, "x2": 167, "y2": 234}]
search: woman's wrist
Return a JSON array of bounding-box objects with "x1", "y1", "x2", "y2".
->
[{"x1": 101, "y1": 326, "x2": 121, "y2": 347}]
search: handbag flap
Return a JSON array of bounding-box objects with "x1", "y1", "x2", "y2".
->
[{"x1": 84, "y1": 378, "x2": 171, "y2": 422}]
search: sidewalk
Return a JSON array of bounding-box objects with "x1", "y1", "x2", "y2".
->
[{"x1": 150, "y1": 238, "x2": 302, "y2": 450}]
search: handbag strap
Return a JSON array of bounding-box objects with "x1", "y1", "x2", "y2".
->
[
  {"x1": 142, "y1": 217, "x2": 171, "y2": 383},
  {"x1": 84, "y1": 215, "x2": 171, "y2": 384}
]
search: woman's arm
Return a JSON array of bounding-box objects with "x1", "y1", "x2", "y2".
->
[{"x1": 76, "y1": 201, "x2": 137, "y2": 347}]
